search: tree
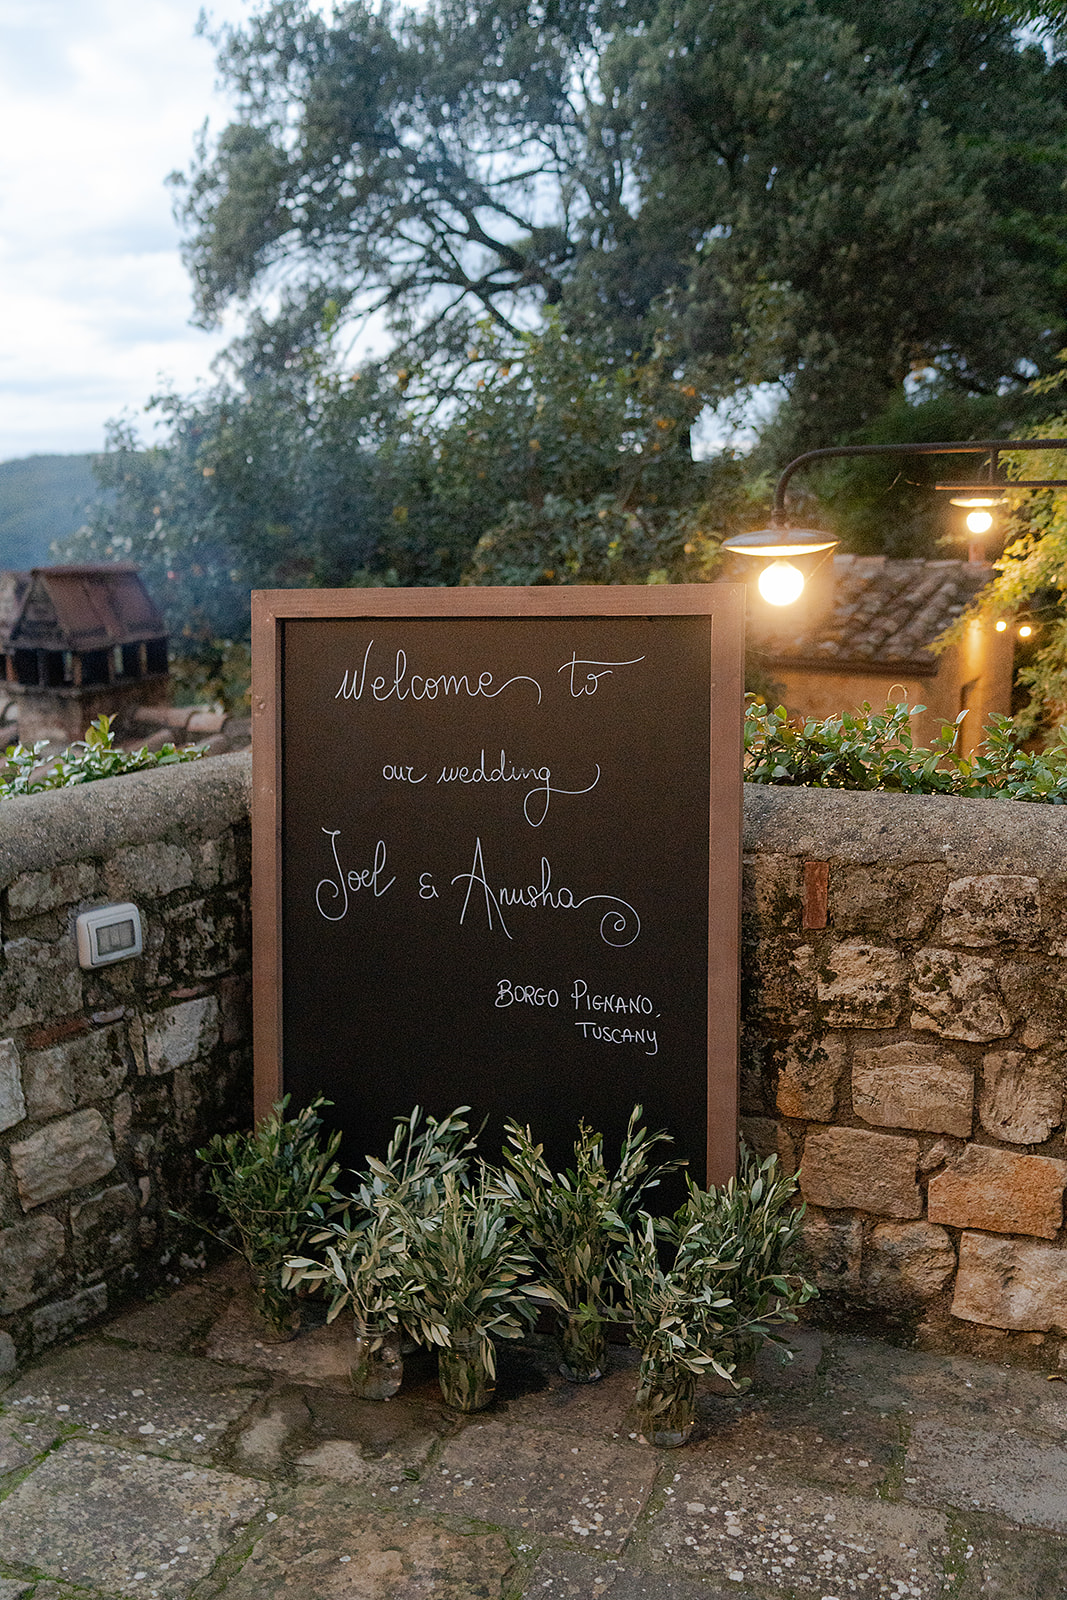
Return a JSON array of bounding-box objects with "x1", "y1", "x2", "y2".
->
[{"x1": 176, "y1": 0, "x2": 1067, "y2": 453}]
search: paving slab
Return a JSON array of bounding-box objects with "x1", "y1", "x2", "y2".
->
[
  {"x1": 0, "y1": 1413, "x2": 60, "y2": 1476},
  {"x1": 948, "y1": 1518, "x2": 1067, "y2": 1599},
  {"x1": 230, "y1": 1383, "x2": 448, "y2": 1483},
  {"x1": 0, "y1": 1438, "x2": 266, "y2": 1599},
  {"x1": 647, "y1": 1464, "x2": 952, "y2": 1598},
  {"x1": 220, "y1": 1486, "x2": 517, "y2": 1599},
  {"x1": 2, "y1": 1342, "x2": 264, "y2": 1462},
  {"x1": 521, "y1": 1549, "x2": 748, "y2": 1598},
  {"x1": 905, "y1": 1418, "x2": 1067, "y2": 1534},
  {"x1": 691, "y1": 1395, "x2": 901, "y2": 1496},
  {"x1": 414, "y1": 1422, "x2": 660, "y2": 1552},
  {"x1": 203, "y1": 1284, "x2": 368, "y2": 1386},
  {"x1": 104, "y1": 1273, "x2": 237, "y2": 1355}
]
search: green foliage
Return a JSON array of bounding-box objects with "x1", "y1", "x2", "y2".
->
[
  {"x1": 283, "y1": 1211, "x2": 413, "y2": 1340},
  {"x1": 176, "y1": 0, "x2": 1067, "y2": 456},
  {"x1": 744, "y1": 698, "x2": 1067, "y2": 801},
  {"x1": 944, "y1": 413, "x2": 1067, "y2": 736},
  {"x1": 613, "y1": 1150, "x2": 816, "y2": 1392},
  {"x1": 196, "y1": 1097, "x2": 342, "y2": 1335},
  {"x1": 168, "y1": 639, "x2": 252, "y2": 716},
  {"x1": 350, "y1": 1104, "x2": 477, "y2": 1215},
  {"x1": 0, "y1": 715, "x2": 204, "y2": 802},
  {"x1": 397, "y1": 1172, "x2": 557, "y2": 1379},
  {"x1": 286, "y1": 1106, "x2": 477, "y2": 1340},
  {"x1": 672, "y1": 1147, "x2": 814, "y2": 1362},
  {"x1": 492, "y1": 1107, "x2": 675, "y2": 1338}
]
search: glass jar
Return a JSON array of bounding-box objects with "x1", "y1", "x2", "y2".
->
[
  {"x1": 438, "y1": 1328, "x2": 494, "y2": 1412},
  {"x1": 351, "y1": 1322, "x2": 403, "y2": 1400}
]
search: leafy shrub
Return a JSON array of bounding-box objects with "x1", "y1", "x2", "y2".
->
[
  {"x1": 0, "y1": 715, "x2": 204, "y2": 800},
  {"x1": 745, "y1": 699, "x2": 1067, "y2": 802},
  {"x1": 196, "y1": 1096, "x2": 342, "y2": 1336}
]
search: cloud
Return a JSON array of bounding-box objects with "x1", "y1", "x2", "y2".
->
[{"x1": 0, "y1": 0, "x2": 252, "y2": 459}]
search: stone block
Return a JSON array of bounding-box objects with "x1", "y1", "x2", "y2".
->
[
  {"x1": 829, "y1": 862, "x2": 948, "y2": 941},
  {"x1": 910, "y1": 947, "x2": 1012, "y2": 1042},
  {"x1": 0, "y1": 938, "x2": 82, "y2": 1031},
  {"x1": 776, "y1": 1032, "x2": 847, "y2": 1120},
  {"x1": 6, "y1": 860, "x2": 96, "y2": 920},
  {"x1": 0, "y1": 1439, "x2": 264, "y2": 1596},
  {"x1": 195, "y1": 832, "x2": 238, "y2": 890},
  {"x1": 748, "y1": 937, "x2": 816, "y2": 1014},
  {"x1": 980, "y1": 1050, "x2": 1064, "y2": 1145},
  {"x1": 742, "y1": 854, "x2": 804, "y2": 928},
  {"x1": 816, "y1": 940, "x2": 904, "y2": 1027},
  {"x1": 800, "y1": 1126, "x2": 922, "y2": 1218},
  {"x1": 861, "y1": 1221, "x2": 956, "y2": 1309},
  {"x1": 928, "y1": 1145, "x2": 1067, "y2": 1239},
  {"x1": 153, "y1": 900, "x2": 239, "y2": 986},
  {"x1": 419, "y1": 1423, "x2": 658, "y2": 1551},
  {"x1": 105, "y1": 840, "x2": 193, "y2": 899},
  {"x1": 9, "y1": 1109, "x2": 116, "y2": 1210},
  {"x1": 30, "y1": 1282, "x2": 108, "y2": 1348},
  {"x1": 647, "y1": 1464, "x2": 950, "y2": 1597},
  {"x1": 70, "y1": 1182, "x2": 138, "y2": 1269},
  {"x1": 0, "y1": 1214, "x2": 66, "y2": 1314},
  {"x1": 224, "y1": 1495, "x2": 512, "y2": 1600},
  {"x1": 952, "y1": 1231, "x2": 1067, "y2": 1331},
  {"x1": 796, "y1": 1206, "x2": 863, "y2": 1293},
  {"x1": 0, "y1": 1037, "x2": 26, "y2": 1132},
  {"x1": 137, "y1": 995, "x2": 220, "y2": 1074},
  {"x1": 22, "y1": 1022, "x2": 131, "y2": 1121},
  {"x1": 939, "y1": 873, "x2": 1041, "y2": 948},
  {"x1": 852, "y1": 1041, "x2": 974, "y2": 1136}
]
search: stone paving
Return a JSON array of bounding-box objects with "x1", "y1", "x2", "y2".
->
[{"x1": 2, "y1": 1263, "x2": 1067, "y2": 1600}]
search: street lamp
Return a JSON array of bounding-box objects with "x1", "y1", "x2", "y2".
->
[
  {"x1": 719, "y1": 525, "x2": 838, "y2": 607},
  {"x1": 723, "y1": 438, "x2": 1067, "y2": 604}
]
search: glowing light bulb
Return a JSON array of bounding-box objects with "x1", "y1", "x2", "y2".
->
[
  {"x1": 1019, "y1": 624, "x2": 1033, "y2": 639},
  {"x1": 758, "y1": 559, "x2": 805, "y2": 606},
  {"x1": 995, "y1": 619, "x2": 1008, "y2": 632},
  {"x1": 966, "y1": 510, "x2": 994, "y2": 535}
]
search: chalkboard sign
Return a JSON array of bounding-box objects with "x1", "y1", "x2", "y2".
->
[{"x1": 252, "y1": 585, "x2": 744, "y2": 1184}]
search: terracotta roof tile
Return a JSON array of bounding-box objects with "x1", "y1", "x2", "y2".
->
[{"x1": 759, "y1": 556, "x2": 991, "y2": 674}]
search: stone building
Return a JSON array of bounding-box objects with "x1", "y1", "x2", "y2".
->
[
  {"x1": 0, "y1": 565, "x2": 170, "y2": 747},
  {"x1": 739, "y1": 555, "x2": 1014, "y2": 755}
]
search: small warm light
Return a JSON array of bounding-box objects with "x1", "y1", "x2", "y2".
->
[
  {"x1": 949, "y1": 494, "x2": 1000, "y2": 509},
  {"x1": 965, "y1": 509, "x2": 994, "y2": 535},
  {"x1": 758, "y1": 559, "x2": 806, "y2": 606},
  {"x1": 995, "y1": 619, "x2": 1008, "y2": 632},
  {"x1": 1019, "y1": 624, "x2": 1034, "y2": 639}
]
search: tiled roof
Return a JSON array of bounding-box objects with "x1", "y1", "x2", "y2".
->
[
  {"x1": 2, "y1": 565, "x2": 165, "y2": 652},
  {"x1": 756, "y1": 555, "x2": 991, "y2": 674}
]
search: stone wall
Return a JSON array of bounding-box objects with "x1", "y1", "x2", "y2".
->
[
  {"x1": 2, "y1": 753, "x2": 1065, "y2": 1365},
  {"x1": 742, "y1": 784, "x2": 1067, "y2": 1340},
  {"x1": 0, "y1": 753, "x2": 251, "y2": 1370}
]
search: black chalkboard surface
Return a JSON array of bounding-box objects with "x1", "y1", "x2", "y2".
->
[{"x1": 252, "y1": 586, "x2": 744, "y2": 1184}]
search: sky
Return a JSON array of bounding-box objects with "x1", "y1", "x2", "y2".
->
[{"x1": 0, "y1": 0, "x2": 255, "y2": 463}]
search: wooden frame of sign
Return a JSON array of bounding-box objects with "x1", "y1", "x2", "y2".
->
[{"x1": 252, "y1": 584, "x2": 745, "y2": 1186}]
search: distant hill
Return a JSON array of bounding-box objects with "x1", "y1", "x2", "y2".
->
[{"x1": 0, "y1": 454, "x2": 102, "y2": 570}]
